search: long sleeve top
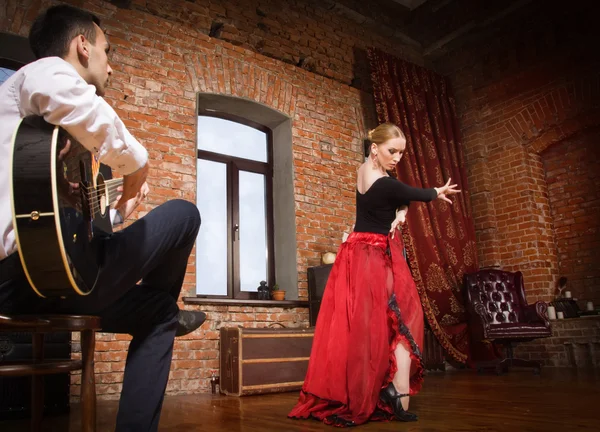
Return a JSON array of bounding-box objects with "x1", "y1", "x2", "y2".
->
[{"x1": 354, "y1": 176, "x2": 437, "y2": 235}]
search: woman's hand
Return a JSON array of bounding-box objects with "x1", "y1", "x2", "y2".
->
[
  {"x1": 390, "y1": 205, "x2": 408, "y2": 238},
  {"x1": 434, "y1": 178, "x2": 461, "y2": 204}
]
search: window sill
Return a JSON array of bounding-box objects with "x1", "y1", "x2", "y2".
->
[{"x1": 182, "y1": 297, "x2": 309, "y2": 308}]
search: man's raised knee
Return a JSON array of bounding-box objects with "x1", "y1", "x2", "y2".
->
[{"x1": 166, "y1": 199, "x2": 201, "y2": 229}]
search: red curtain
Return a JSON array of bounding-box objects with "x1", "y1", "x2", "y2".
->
[{"x1": 367, "y1": 47, "x2": 478, "y2": 364}]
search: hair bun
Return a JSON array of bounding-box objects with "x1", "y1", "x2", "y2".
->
[{"x1": 367, "y1": 129, "x2": 375, "y2": 141}]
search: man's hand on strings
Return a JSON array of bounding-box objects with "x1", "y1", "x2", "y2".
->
[
  {"x1": 114, "y1": 181, "x2": 150, "y2": 220},
  {"x1": 114, "y1": 162, "x2": 149, "y2": 210}
]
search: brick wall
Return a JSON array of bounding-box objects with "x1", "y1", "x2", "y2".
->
[
  {"x1": 1, "y1": 0, "x2": 425, "y2": 398},
  {"x1": 514, "y1": 316, "x2": 600, "y2": 368},
  {"x1": 434, "y1": 2, "x2": 600, "y2": 302},
  {"x1": 2, "y1": 0, "x2": 422, "y2": 91},
  {"x1": 541, "y1": 129, "x2": 600, "y2": 307}
]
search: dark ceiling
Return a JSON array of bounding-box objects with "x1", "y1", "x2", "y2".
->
[{"x1": 332, "y1": 0, "x2": 596, "y2": 59}]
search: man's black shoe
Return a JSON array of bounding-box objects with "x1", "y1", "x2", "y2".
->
[{"x1": 175, "y1": 310, "x2": 207, "y2": 337}]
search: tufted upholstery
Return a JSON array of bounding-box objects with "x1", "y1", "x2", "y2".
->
[{"x1": 464, "y1": 269, "x2": 551, "y2": 343}]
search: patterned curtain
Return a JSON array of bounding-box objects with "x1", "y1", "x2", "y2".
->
[{"x1": 367, "y1": 47, "x2": 478, "y2": 364}]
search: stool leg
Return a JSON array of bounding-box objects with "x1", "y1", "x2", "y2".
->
[
  {"x1": 31, "y1": 333, "x2": 44, "y2": 432},
  {"x1": 81, "y1": 329, "x2": 96, "y2": 432}
]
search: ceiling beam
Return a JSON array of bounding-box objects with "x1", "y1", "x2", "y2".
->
[
  {"x1": 325, "y1": 1, "x2": 422, "y2": 50},
  {"x1": 388, "y1": 0, "x2": 429, "y2": 10},
  {"x1": 423, "y1": 0, "x2": 534, "y2": 57}
]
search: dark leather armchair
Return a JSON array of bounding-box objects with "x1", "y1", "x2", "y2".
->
[{"x1": 463, "y1": 269, "x2": 552, "y2": 374}]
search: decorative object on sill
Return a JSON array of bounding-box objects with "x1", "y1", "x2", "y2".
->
[
  {"x1": 321, "y1": 252, "x2": 337, "y2": 265},
  {"x1": 556, "y1": 311, "x2": 564, "y2": 319},
  {"x1": 257, "y1": 280, "x2": 270, "y2": 300},
  {"x1": 578, "y1": 301, "x2": 599, "y2": 316},
  {"x1": 564, "y1": 290, "x2": 572, "y2": 299},
  {"x1": 210, "y1": 373, "x2": 220, "y2": 394},
  {"x1": 547, "y1": 304, "x2": 557, "y2": 320},
  {"x1": 556, "y1": 276, "x2": 567, "y2": 299},
  {"x1": 552, "y1": 298, "x2": 581, "y2": 318},
  {"x1": 271, "y1": 284, "x2": 285, "y2": 301}
]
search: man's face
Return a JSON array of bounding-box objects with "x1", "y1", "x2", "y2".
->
[{"x1": 86, "y1": 24, "x2": 112, "y2": 96}]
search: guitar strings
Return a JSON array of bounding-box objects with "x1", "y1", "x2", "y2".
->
[
  {"x1": 79, "y1": 178, "x2": 123, "y2": 192},
  {"x1": 80, "y1": 182, "x2": 123, "y2": 197},
  {"x1": 63, "y1": 180, "x2": 125, "y2": 216},
  {"x1": 85, "y1": 184, "x2": 126, "y2": 215},
  {"x1": 81, "y1": 183, "x2": 123, "y2": 202}
]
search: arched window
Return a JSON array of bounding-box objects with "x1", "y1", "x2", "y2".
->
[
  {"x1": 195, "y1": 94, "x2": 297, "y2": 300},
  {"x1": 196, "y1": 114, "x2": 274, "y2": 300}
]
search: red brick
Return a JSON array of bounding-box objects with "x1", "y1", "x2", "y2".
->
[{"x1": 440, "y1": 1, "x2": 598, "y2": 308}]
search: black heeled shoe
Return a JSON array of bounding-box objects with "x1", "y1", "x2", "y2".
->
[
  {"x1": 380, "y1": 383, "x2": 418, "y2": 422},
  {"x1": 325, "y1": 415, "x2": 356, "y2": 427}
]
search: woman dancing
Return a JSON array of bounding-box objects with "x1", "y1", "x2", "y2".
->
[{"x1": 289, "y1": 122, "x2": 460, "y2": 427}]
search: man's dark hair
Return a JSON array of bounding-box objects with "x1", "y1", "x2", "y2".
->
[{"x1": 29, "y1": 5, "x2": 101, "y2": 59}]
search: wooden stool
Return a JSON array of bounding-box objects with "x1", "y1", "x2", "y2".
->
[{"x1": 0, "y1": 314, "x2": 100, "y2": 432}]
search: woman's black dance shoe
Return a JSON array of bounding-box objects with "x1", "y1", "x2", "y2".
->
[
  {"x1": 379, "y1": 383, "x2": 418, "y2": 422},
  {"x1": 325, "y1": 415, "x2": 356, "y2": 427}
]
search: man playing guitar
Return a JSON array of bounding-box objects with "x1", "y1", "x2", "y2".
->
[{"x1": 0, "y1": 5, "x2": 206, "y2": 431}]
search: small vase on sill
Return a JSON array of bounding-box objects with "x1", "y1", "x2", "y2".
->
[{"x1": 271, "y1": 284, "x2": 285, "y2": 301}]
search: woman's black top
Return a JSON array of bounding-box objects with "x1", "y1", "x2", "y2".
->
[{"x1": 354, "y1": 176, "x2": 437, "y2": 235}]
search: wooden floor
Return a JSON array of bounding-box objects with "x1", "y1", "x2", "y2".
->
[{"x1": 2, "y1": 368, "x2": 600, "y2": 431}]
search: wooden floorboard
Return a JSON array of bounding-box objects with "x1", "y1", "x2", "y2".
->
[{"x1": 2, "y1": 368, "x2": 599, "y2": 431}]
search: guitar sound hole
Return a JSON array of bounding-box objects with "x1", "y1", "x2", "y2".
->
[
  {"x1": 100, "y1": 194, "x2": 107, "y2": 216},
  {"x1": 94, "y1": 174, "x2": 109, "y2": 218}
]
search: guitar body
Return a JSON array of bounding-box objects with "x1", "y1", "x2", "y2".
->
[{"x1": 10, "y1": 116, "x2": 117, "y2": 297}]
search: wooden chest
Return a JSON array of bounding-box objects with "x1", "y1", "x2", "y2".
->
[{"x1": 219, "y1": 326, "x2": 314, "y2": 396}]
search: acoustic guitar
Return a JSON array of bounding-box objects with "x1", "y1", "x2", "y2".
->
[{"x1": 10, "y1": 115, "x2": 122, "y2": 297}]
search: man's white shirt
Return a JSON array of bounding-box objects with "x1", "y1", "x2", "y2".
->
[{"x1": 0, "y1": 56, "x2": 148, "y2": 261}]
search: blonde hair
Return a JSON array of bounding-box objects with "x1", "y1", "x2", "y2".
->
[{"x1": 367, "y1": 122, "x2": 405, "y2": 145}]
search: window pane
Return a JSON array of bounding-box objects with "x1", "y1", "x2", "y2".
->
[
  {"x1": 239, "y1": 171, "x2": 267, "y2": 292},
  {"x1": 197, "y1": 116, "x2": 267, "y2": 163},
  {"x1": 196, "y1": 159, "x2": 228, "y2": 295},
  {"x1": 0, "y1": 67, "x2": 16, "y2": 86}
]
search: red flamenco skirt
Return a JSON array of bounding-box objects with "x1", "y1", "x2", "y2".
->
[{"x1": 288, "y1": 231, "x2": 424, "y2": 426}]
